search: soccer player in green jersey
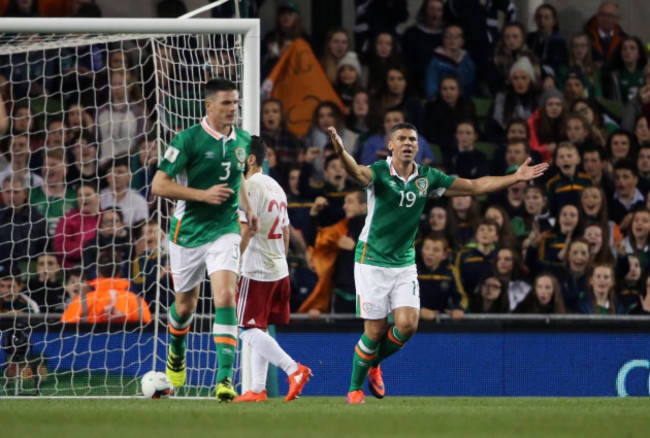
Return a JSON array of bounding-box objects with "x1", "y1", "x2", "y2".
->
[
  {"x1": 327, "y1": 124, "x2": 548, "y2": 404},
  {"x1": 152, "y1": 79, "x2": 259, "y2": 402}
]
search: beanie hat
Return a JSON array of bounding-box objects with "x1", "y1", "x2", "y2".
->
[
  {"x1": 337, "y1": 51, "x2": 362, "y2": 77},
  {"x1": 277, "y1": 1, "x2": 300, "y2": 13},
  {"x1": 509, "y1": 56, "x2": 535, "y2": 81},
  {"x1": 537, "y1": 87, "x2": 565, "y2": 108},
  {"x1": 566, "y1": 68, "x2": 587, "y2": 88}
]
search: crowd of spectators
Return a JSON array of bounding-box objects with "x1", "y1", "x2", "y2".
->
[{"x1": 1, "y1": 0, "x2": 649, "y2": 321}]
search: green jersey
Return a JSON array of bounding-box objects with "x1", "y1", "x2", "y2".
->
[
  {"x1": 355, "y1": 157, "x2": 456, "y2": 268},
  {"x1": 158, "y1": 117, "x2": 251, "y2": 248}
]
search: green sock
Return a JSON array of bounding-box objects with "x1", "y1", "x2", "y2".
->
[
  {"x1": 348, "y1": 334, "x2": 379, "y2": 392},
  {"x1": 213, "y1": 307, "x2": 238, "y2": 382},
  {"x1": 372, "y1": 325, "x2": 410, "y2": 367},
  {"x1": 168, "y1": 303, "x2": 193, "y2": 357}
]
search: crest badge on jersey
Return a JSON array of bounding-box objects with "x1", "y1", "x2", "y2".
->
[
  {"x1": 415, "y1": 177, "x2": 428, "y2": 196},
  {"x1": 235, "y1": 148, "x2": 247, "y2": 163},
  {"x1": 362, "y1": 302, "x2": 373, "y2": 314}
]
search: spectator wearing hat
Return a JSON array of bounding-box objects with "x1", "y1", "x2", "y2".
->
[
  {"x1": 486, "y1": 56, "x2": 539, "y2": 144},
  {"x1": 562, "y1": 69, "x2": 589, "y2": 108},
  {"x1": 584, "y1": 1, "x2": 627, "y2": 68},
  {"x1": 334, "y1": 52, "x2": 364, "y2": 114},
  {"x1": 0, "y1": 264, "x2": 39, "y2": 314},
  {"x1": 528, "y1": 88, "x2": 566, "y2": 163},
  {"x1": 262, "y1": 1, "x2": 310, "y2": 61},
  {"x1": 425, "y1": 25, "x2": 477, "y2": 99}
]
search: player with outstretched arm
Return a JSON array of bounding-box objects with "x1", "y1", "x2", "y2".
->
[
  {"x1": 327, "y1": 124, "x2": 548, "y2": 404},
  {"x1": 152, "y1": 79, "x2": 259, "y2": 402}
]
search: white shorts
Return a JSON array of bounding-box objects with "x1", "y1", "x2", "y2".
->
[
  {"x1": 169, "y1": 233, "x2": 241, "y2": 293},
  {"x1": 354, "y1": 263, "x2": 420, "y2": 319}
]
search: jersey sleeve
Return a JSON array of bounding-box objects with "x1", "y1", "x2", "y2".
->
[
  {"x1": 158, "y1": 133, "x2": 190, "y2": 178},
  {"x1": 247, "y1": 179, "x2": 263, "y2": 217},
  {"x1": 427, "y1": 167, "x2": 457, "y2": 197},
  {"x1": 367, "y1": 161, "x2": 382, "y2": 185}
]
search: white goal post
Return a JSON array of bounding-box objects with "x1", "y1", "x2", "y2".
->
[{"x1": 0, "y1": 17, "x2": 259, "y2": 397}]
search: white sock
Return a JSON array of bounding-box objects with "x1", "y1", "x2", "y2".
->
[
  {"x1": 239, "y1": 328, "x2": 299, "y2": 376},
  {"x1": 250, "y1": 349, "x2": 268, "y2": 393}
]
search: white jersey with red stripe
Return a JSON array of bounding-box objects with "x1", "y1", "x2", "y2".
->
[{"x1": 239, "y1": 172, "x2": 290, "y2": 281}]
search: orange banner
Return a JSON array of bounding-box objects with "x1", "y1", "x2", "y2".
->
[{"x1": 265, "y1": 38, "x2": 344, "y2": 138}]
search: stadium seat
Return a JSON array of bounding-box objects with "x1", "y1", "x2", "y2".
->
[
  {"x1": 474, "y1": 141, "x2": 498, "y2": 161},
  {"x1": 472, "y1": 97, "x2": 493, "y2": 133},
  {"x1": 429, "y1": 143, "x2": 444, "y2": 165},
  {"x1": 601, "y1": 99, "x2": 624, "y2": 121}
]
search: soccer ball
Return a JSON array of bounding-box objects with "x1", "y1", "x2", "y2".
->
[{"x1": 141, "y1": 371, "x2": 174, "y2": 398}]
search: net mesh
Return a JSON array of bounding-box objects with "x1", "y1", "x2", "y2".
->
[{"x1": 0, "y1": 31, "x2": 244, "y2": 397}]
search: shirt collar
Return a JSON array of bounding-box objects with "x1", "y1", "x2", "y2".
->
[
  {"x1": 387, "y1": 156, "x2": 419, "y2": 182},
  {"x1": 201, "y1": 116, "x2": 237, "y2": 142},
  {"x1": 598, "y1": 28, "x2": 614, "y2": 39},
  {"x1": 614, "y1": 188, "x2": 645, "y2": 209}
]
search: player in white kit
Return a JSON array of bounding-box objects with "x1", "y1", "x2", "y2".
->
[{"x1": 234, "y1": 136, "x2": 312, "y2": 402}]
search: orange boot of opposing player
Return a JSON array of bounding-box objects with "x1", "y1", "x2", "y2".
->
[
  {"x1": 285, "y1": 363, "x2": 312, "y2": 401},
  {"x1": 234, "y1": 389, "x2": 268, "y2": 402}
]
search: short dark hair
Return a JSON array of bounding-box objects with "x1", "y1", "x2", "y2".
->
[
  {"x1": 77, "y1": 182, "x2": 98, "y2": 194},
  {"x1": 249, "y1": 135, "x2": 267, "y2": 167},
  {"x1": 507, "y1": 139, "x2": 530, "y2": 153},
  {"x1": 65, "y1": 267, "x2": 87, "y2": 284},
  {"x1": 0, "y1": 263, "x2": 22, "y2": 282},
  {"x1": 97, "y1": 250, "x2": 123, "y2": 279},
  {"x1": 205, "y1": 78, "x2": 237, "y2": 98},
  {"x1": 110, "y1": 156, "x2": 130, "y2": 171},
  {"x1": 613, "y1": 159, "x2": 639, "y2": 178},
  {"x1": 388, "y1": 122, "x2": 417, "y2": 140},
  {"x1": 347, "y1": 188, "x2": 366, "y2": 204},
  {"x1": 324, "y1": 153, "x2": 341, "y2": 171},
  {"x1": 476, "y1": 218, "x2": 500, "y2": 232},
  {"x1": 422, "y1": 232, "x2": 448, "y2": 250},
  {"x1": 102, "y1": 207, "x2": 124, "y2": 223},
  {"x1": 583, "y1": 145, "x2": 606, "y2": 161}
]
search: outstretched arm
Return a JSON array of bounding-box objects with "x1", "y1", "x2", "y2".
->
[
  {"x1": 445, "y1": 158, "x2": 548, "y2": 197},
  {"x1": 328, "y1": 126, "x2": 373, "y2": 187}
]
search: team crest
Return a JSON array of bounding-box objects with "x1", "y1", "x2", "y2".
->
[
  {"x1": 415, "y1": 177, "x2": 428, "y2": 196},
  {"x1": 362, "y1": 302, "x2": 373, "y2": 314},
  {"x1": 235, "y1": 148, "x2": 246, "y2": 163}
]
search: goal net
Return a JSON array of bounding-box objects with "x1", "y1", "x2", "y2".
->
[{"x1": 0, "y1": 18, "x2": 259, "y2": 397}]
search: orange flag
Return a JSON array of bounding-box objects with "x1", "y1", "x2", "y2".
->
[{"x1": 262, "y1": 38, "x2": 344, "y2": 138}]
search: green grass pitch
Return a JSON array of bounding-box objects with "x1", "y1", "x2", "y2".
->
[{"x1": 1, "y1": 397, "x2": 647, "y2": 438}]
